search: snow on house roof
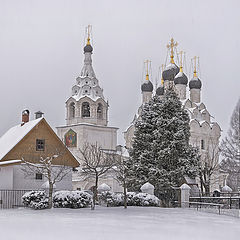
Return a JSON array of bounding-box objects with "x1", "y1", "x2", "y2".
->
[
  {"x1": 0, "y1": 118, "x2": 43, "y2": 161},
  {"x1": 0, "y1": 159, "x2": 22, "y2": 166}
]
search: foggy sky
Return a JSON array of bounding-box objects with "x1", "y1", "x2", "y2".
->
[{"x1": 0, "y1": 0, "x2": 239, "y2": 145}]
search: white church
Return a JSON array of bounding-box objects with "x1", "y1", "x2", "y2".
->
[{"x1": 57, "y1": 28, "x2": 224, "y2": 193}]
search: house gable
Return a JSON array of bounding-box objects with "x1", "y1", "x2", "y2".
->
[{"x1": 1, "y1": 119, "x2": 79, "y2": 167}]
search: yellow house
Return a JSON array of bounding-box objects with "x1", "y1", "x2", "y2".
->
[{"x1": 0, "y1": 110, "x2": 79, "y2": 190}]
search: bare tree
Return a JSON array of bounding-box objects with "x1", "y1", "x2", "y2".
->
[
  {"x1": 21, "y1": 153, "x2": 71, "y2": 209},
  {"x1": 79, "y1": 143, "x2": 116, "y2": 210},
  {"x1": 220, "y1": 98, "x2": 240, "y2": 190},
  {"x1": 112, "y1": 145, "x2": 129, "y2": 209},
  {"x1": 199, "y1": 138, "x2": 220, "y2": 196}
]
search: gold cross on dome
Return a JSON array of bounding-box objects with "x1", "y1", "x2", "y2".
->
[
  {"x1": 86, "y1": 25, "x2": 92, "y2": 45},
  {"x1": 167, "y1": 38, "x2": 178, "y2": 64},
  {"x1": 144, "y1": 60, "x2": 151, "y2": 80},
  {"x1": 178, "y1": 51, "x2": 184, "y2": 72},
  {"x1": 192, "y1": 56, "x2": 199, "y2": 77}
]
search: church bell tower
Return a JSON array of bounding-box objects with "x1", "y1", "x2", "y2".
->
[{"x1": 66, "y1": 25, "x2": 108, "y2": 126}]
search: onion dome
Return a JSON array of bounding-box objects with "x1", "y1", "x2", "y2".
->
[
  {"x1": 174, "y1": 71, "x2": 188, "y2": 85},
  {"x1": 162, "y1": 63, "x2": 180, "y2": 81},
  {"x1": 189, "y1": 76, "x2": 202, "y2": 89},
  {"x1": 156, "y1": 86, "x2": 164, "y2": 96},
  {"x1": 84, "y1": 44, "x2": 93, "y2": 53},
  {"x1": 141, "y1": 80, "x2": 153, "y2": 92}
]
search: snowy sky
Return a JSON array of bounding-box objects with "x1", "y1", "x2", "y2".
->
[{"x1": 0, "y1": 0, "x2": 239, "y2": 145}]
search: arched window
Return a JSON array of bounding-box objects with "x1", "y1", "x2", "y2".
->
[
  {"x1": 97, "y1": 103, "x2": 103, "y2": 119},
  {"x1": 201, "y1": 139, "x2": 205, "y2": 150},
  {"x1": 69, "y1": 102, "x2": 75, "y2": 118},
  {"x1": 82, "y1": 102, "x2": 90, "y2": 117}
]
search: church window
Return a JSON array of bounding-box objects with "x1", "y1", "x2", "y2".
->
[
  {"x1": 69, "y1": 102, "x2": 75, "y2": 118},
  {"x1": 201, "y1": 139, "x2": 205, "y2": 150},
  {"x1": 36, "y1": 139, "x2": 45, "y2": 151},
  {"x1": 97, "y1": 103, "x2": 103, "y2": 119},
  {"x1": 82, "y1": 102, "x2": 90, "y2": 117},
  {"x1": 86, "y1": 81, "x2": 88, "y2": 84}
]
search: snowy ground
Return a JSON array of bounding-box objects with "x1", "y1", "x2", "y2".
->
[{"x1": 0, "y1": 207, "x2": 240, "y2": 240}]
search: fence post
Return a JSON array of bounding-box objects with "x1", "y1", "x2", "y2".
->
[{"x1": 180, "y1": 184, "x2": 191, "y2": 208}]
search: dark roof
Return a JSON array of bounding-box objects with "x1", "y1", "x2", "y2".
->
[
  {"x1": 141, "y1": 81, "x2": 153, "y2": 92},
  {"x1": 189, "y1": 77, "x2": 202, "y2": 89},
  {"x1": 84, "y1": 44, "x2": 93, "y2": 53},
  {"x1": 174, "y1": 72, "x2": 188, "y2": 85},
  {"x1": 162, "y1": 63, "x2": 180, "y2": 81},
  {"x1": 156, "y1": 86, "x2": 164, "y2": 96}
]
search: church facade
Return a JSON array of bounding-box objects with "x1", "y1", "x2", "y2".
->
[
  {"x1": 57, "y1": 29, "x2": 223, "y2": 194},
  {"x1": 124, "y1": 39, "x2": 223, "y2": 193},
  {"x1": 56, "y1": 29, "x2": 120, "y2": 191}
]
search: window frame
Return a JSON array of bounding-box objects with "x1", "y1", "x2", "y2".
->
[
  {"x1": 36, "y1": 139, "x2": 45, "y2": 151},
  {"x1": 35, "y1": 173, "x2": 43, "y2": 180}
]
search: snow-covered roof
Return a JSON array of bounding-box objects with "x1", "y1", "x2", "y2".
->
[
  {"x1": 72, "y1": 94, "x2": 101, "y2": 102},
  {"x1": 0, "y1": 118, "x2": 43, "y2": 161},
  {"x1": 0, "y1": 159, "x2": 22, "y2": 166},
  {"x1": 180, "y1": 99, "x2": 188, "y2": 106}
]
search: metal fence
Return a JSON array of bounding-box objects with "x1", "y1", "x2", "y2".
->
[
  {"x1": 0, "y1": 190, "x2": 31, "y2": 209},
  {"x1": 189, "y1": 193, "x2": 240, "y2": 217}
]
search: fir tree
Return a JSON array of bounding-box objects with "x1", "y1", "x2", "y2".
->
[
  {"x1": 126, "y1": 87, "x2": 199, "y2": 205},
  {"x1": 220, "y1": 98, "x2": 240, "y2": 190}
]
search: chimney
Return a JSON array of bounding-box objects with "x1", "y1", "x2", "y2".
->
[
  {"x1": 21, "y1": 110, "x2": 30, "y2": 126},
  {"x1": 35, "y1": 111, "x2": 44, "y2": 119}
]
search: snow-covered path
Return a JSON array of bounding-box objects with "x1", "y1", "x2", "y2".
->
[{"x1": 0, "y1": 207, "x2": 239, "y2": 240}]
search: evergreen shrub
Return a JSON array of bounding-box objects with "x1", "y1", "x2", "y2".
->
[
  {"x1": 53, "y1": 190, "x2": 92, "y2": 208},
  {"x1": 22, "y1": 190, "x2": 48, "y2": 210}
]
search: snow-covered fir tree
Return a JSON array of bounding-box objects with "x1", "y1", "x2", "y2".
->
[
  {"x1": 126, "y1": 87, "x2": 199, "y2": 205},
  {"x1": 220, "y1": 98, "x2": 240, "y2": 190}
]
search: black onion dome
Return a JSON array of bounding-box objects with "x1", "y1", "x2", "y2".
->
[
  {"x1": 156, "y1": 86, "x2": 164, "y2": 96},
  {"x1": 189, "y1": 77, "x2": 202, "y2": 89},
  {"x1": 174, "y1": 72, "x2": 188, "y2": 85},
  {"x1": 84, "y1": 44, "x2": 93, "y2": 53},
  {"x1": 162, "y1": 63, "x2": 180, "y2": 81},
  {"x1": 141, "y1": 80, "x2": 153, "y2": 92}
]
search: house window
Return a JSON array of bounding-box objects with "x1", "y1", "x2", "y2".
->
[
  {"x1": 36, "y1": 139, "x2": 45, "y2": 151},
  {"x1": 35, "y1": 173, "x2": 43, "y2": 180},
  {"x1": 82, "y1": 102, "x2": 90, "y2": 117},
  {"x1": 201, "y1": 140, "x2": 205, "y2": 150}
]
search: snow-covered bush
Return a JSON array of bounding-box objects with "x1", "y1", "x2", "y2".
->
[
  {"x1": 98, "y1": 191, "x2": 123, "y2": 207},
  {"x1": 29, "y1": 198, "x2": 49, "y2": 210},
  {"x1": 98, "y1": 191, "x2": 160, "y2": 207},
  {"x1": 53, "y1": 190, "x2": 92, "y2": 209},
  {"x1": 22, "y1": 191, "x2": 48, "y2": 210},
  {"x1": 131, "y1": 192, "x2": 160, "y2": 207}
]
